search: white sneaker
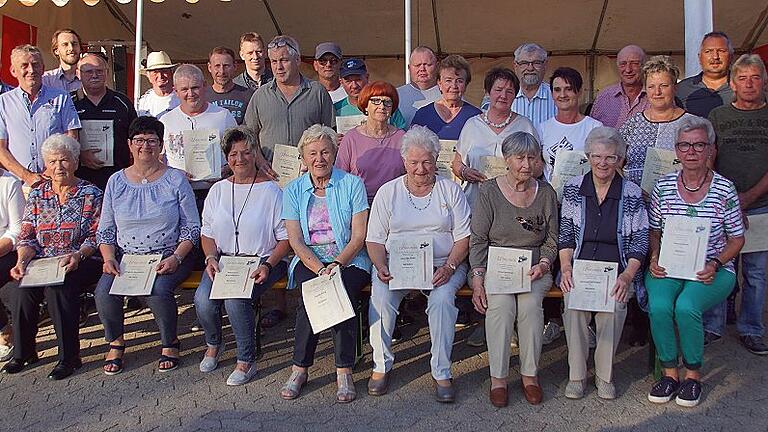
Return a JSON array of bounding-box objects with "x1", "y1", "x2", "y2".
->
[
  {"x1": 588, "y1": 325, "x2": 597, "y2": 349},
  {"x1": 226, "y1": 362, "x2": 257, "y2": 386},
  {"x1": 0, "y1": 343, "x2": 12, "y2": 362},
  {"x1": 542, "y1": 321, "x2": 562, "y2": 345}
]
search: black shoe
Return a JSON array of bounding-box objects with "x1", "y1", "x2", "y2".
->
[
  {"x1": 726, "y1": 298, "x2": 737, "y2": 325},
  {"x1": 392, "y1": 326, "x2": 403, "y2": 343},
  {"x1": 647, "y1": 376, "x2": 679, "y2": 404},
  {"x1": 703, "y1": 331, "x2": 722, "y2": 347},
  {"x1": 1, "y1": 355, "x2": 39, "y2": 374},
  {"x1": 125, "y1": 297, "x2": 143, "y2": 312},
  {"x1": 190, "y1": 319, "x2": 202, "y2": 332},
  {"x1": 628, "y1": 327, "x2": 648, "y2": 347},
  {"x1": 47, "y1": 359, "x2": 81, "y2": 380},
  {"x1": 741, "y1": 335, "x2": 768, "y2": 355},
  {"x1": 675, "y1": 379, "x2": 702, "y2": 407}
]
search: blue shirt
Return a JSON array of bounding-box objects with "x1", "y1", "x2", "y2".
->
[
  {"x1": 0, "y1": 81, "x2": 13, "y2": 95},
  {"x1": 0, "y1": 85, "x2": 81, "y2": 174},
  {"x1": 411, "y1": 102, "x2": 482, "y2": 140},
  {"x1": 282, "y1": 167, "x2": 371, "y2": 288},
  {"x1": 42, "y1": 67, "x2": 82, "y2": 96}
]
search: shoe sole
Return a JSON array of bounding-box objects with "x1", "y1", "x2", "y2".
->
[
  {"x1": 675, "y1": 395, "x2": 700, "y2": 407},
  {"x1": 565, "y1": 392, "x2": 584, "y2": 399},
  {"x1": 647, "y1": 394, "x2": 675, "y2": 404},
  {"x1": 746, "y1": 348, "x2": 768, "y2": 355}
]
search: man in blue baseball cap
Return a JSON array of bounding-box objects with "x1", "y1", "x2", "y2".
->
[{"x1": 334, "y1": 58, "x2": 406, "y2": 129}]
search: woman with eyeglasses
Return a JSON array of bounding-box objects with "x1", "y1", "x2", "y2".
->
[
  {"x1": 645, "y1": 117, "x2": 744, "y2": 408},
  {"x1": 335, "y1": 81, "x2": 406, "y2": 204},
  {"x1": 558, "y1": 127, "x2": 649, "y2": 400},
  {"x1": 94, "y1": 116, "x2": 200, "y2": 375}
]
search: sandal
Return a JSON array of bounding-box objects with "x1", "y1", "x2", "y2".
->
[
  {"x1": 103, "y1": 344, "x2": 126, "y2": 376},
  {"x1": 261, "y1": 309, "x2": 287, "y2": 328},
  {"x1": 158, "y1": 341, "x2": 181, "y2": 373},
  {"x1": 336, "y1": 372, "x2": 356, "y2": 403},
  {"x1": 280, "y1": 369, "x2": 308, "y2": 400}
]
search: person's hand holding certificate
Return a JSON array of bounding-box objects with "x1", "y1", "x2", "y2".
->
[
  {"x1": 301, "y1": 270, "x2": 355, "y2": 334},
  {"x1": 18, "y1": 257, "x2": 67, "y2": 287},
  {"x1": 183, "y1": 129, "x2": 222, "y2": 181},
  {"x1": 567, "y1": 259, "x2": 618, "y2": 313},
  {"x1": 272, "y1": 144, "x2": 302, "y2": 188},
  {"x1": 477, "y1": 156, "x2": 508, "y2": 180},
  {"x1": 484, "y1": 247, "x2": 533, "y2": 294},
  {"x1": 657, "y1": 215, "x2": 711, "y2": 281},
  {"x1": 387, "y1": 234, "x2": 434, "y2": 290},
  {"x1": 80, "y1": 119, "x2": 115, "y2": 167},
  {"x1": 109, "y1": 254, "x2": 162, "y2": 296},
  {"x1": 641, "y1": 148, "x2": 682, "y2": 194},
  {"x1": 209, "y1": 256, "x2": 261, "y2": 299}
]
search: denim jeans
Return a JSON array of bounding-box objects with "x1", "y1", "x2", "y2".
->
[
  {"x1": 194, "y1": 258, "x2": 286, "y2": 363},
  {"x1": 737, "y1": 204, "x2": 768, "y2": 337}
]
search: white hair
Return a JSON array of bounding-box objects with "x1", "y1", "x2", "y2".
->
[
  {"x1": 173, "y1": 63, "x2": 204, "y2": 85},
  {"x1": 500, "y1": 132, "x2": 541, "y2": 158},
  {"x1": 585, "y1": 127, "x2": 627, "y2": 158},
  {"x1": 675, "y1": 117, "x2": 716, "y2": 145},
  {"x1": 41, "y1": 133, "x2": 80, "y2": 161},
  {"x1": 10, "y1": 44, "x2": 43, "y2": 63},
  {"x1": 297, "y1": 124, "x2": 338, "y2": 156},
  {"x1": 400, "y1": 126, "x2": 440, "y2": 160},
  {"x1": 514, "y1": 43, "x2": 547, "y2": 61}
]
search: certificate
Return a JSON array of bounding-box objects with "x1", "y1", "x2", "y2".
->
[
  {"x1": 209, "y1": 256, "x2": 261, "y2": 299},
  {"x1": 336, "y1": 114, "x2": 366, "y2": 134},
  {"x1": 182, "y1": 129, "x2": 221, "y2": 181},
  {"x1": 387, "y1": 234, "x2": 434, "y2": 290},
  {"x1": 551, "y1": 151, "x2": 590, "y2": 201},
  {"x1": 272, "y1": 144, "x2": 302, "y2": 188},
  {"x1": 109, "y1": 254, "x2": 162, "y2": 296},
  {"x1": 484, "y1": 246, "x2": 532, "y2": 294},
  {"x1": 658, "y1": 215, "x2": 711, "y2": 281},
  {"x1": 301, "y1": 270, "x2": 356, "y2": 334},
  {"x1": 567, "y1": 259, "x2": 617, "y2": 313},
  {"x1": 641, "y1": 148, "x2": 681, "y2": 194},
  {"x1": 743, "y1": 213, "x2": 768, "y2": 253},
  {"x1": 80, "y1": 120, "x2": 114, "y2": 167},
  {"x1": 437, "y1": 140, "x2": 459, "y2": 182},
  {"x1": 19, "y1": 257, "x2": 66, "y2": 287},
  {"x1": 477, "y1": 155, "x2": 508, "y2": 179}
]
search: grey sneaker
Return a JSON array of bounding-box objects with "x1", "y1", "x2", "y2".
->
[
  {"x1": 542, "y1": 321, "x2": 562, "y2": 345},
  {"x1": 565, "y1": 380, "x2": 585, "y2": 399},
  {"x1": 466, "y1": 325, "x2": 486, "y2": 347},
  {"x1": 226, "y1": 362, "x2": 257, "y2": 386},
  {"x1": 199, "y1": 342, "x2": 225, "y2": 373},
  {"x1": 596, "y1": 376, "x2": 616, "y2": 399}
]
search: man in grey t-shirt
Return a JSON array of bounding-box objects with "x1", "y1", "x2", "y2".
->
[{"x1": 205, "y1": 46, "x2": 254, "y2": 125}]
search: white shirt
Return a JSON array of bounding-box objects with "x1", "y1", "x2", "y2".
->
[
  {"x1": 137, "y1": 89, "x2": 180, "y2": 119},
  {"x1": 367, "y1": 175, "x2": 471, "y2": 266},
  {"x1": 201, "y1": 179, "x2": 288, "y2": 256},
  {"x1": 0, "y1": 171, "x2": 24, "y2": 247},
  {"x1": 396, "y1": 83, "x2": 441, "y2": 127},
  {"x1": 537, "y1": 116, "x2": 603, "y2": 180},
  {"x1": 328, "y1": 85, "x2": 348, "y2": 104}
]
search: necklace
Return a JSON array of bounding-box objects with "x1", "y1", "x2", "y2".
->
[
  {"x1": 405, "y1": 177, "x2": 434, "y2": 211},
  {"x1": 311, "y1": 176, "x2": 329, "y2": 190},
  {"x1": 680, "y1": 169, "x2": 710, "y2": 192},
  {"x1": 231, "y1": 175, "x2": 257, "y2": 255},
  {"x1": 482, "y1": 110, "x2": 514, "y2": 129},
  {"x1": 135, "y1": 164, "x2": 161, "y2": 184}
]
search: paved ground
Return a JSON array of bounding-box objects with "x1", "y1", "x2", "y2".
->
[{"x1": 1, "y1": 287, "x2": 767, "y2": 432}]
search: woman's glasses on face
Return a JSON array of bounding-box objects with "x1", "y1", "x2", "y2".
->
[
  {"x1": 675, "y1": 141, "x2": 708, "y2": 153},
  {"x1": 369, "y1": 97, "x2": 393, "y2": 107},
  {"x1": 131, "y1": 138, "x2": 161, "y2": 148},
  {"x1": 587, "y1": 153, "x2": 619, "y2": 164}
]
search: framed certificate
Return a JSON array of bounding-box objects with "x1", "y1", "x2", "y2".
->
[
  {"x1": 209, "y1": 256, "x2": 261, "y2": 299},
  {"x1": 19, "y1": 257, "x2": 66, "y2": 287},
  {"x1": 477, "y1": 155, "x2": 508, "y2": 179},
  {"x1": 551, "y1": 151, "x2": 590, "y2": 201},
  {"x1": 301, "y1": 270, "x2": 355, "y2": 334},
  {"x1": 336, "y1": 115, "x2": 366, "y2": 134},
  {"x1": 387, "y1": 234, "x2": 434, "y2": 290},
  {"x1": 80, "y1": 120, "x2": 114, "y2": 167},
  {"x1": 658, "y1": 215, "x2": 711, "y2": 281},
  {"x1": 484, "y1": 246, "x2": 532, "y2": 294},
  {"x1": 741, "y1": 213, "x2": 768, "y2": 254},
  {"x1": 272, "y1": 144, "x2": 302, "y2": 188},
  {"x1": 109, "y1": 254, "x2": 162, "y2": 296},
  {"x1": 641, "y1": 148, "x2": 682, "y2": 194},
  {"x1": 437, "y1": 140, "x2": 459, "y2": 183},
  {"x1": 567, "y1": 259, "x2": 618, "y2": 313},
  {"x1": 182, "y1": 129, "x2": 222, "y2": 181}
]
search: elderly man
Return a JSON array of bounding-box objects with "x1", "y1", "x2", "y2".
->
[
  {"x1": 42, "y1": 28, "x2": 83, "y2": 95},
  {"x1": 137, "y1": 51, "x2": 180, "y2": 118},
  {"x1": 708, "y1": 54, "x2": 768, "y2": 356},
  {"x1": 234, "y1": 32, "x2": 273, "y2": 91},
  {"x1": 511, "y1": 43, "x2": 557, "y2": 128},
  {"x1": 314, "y1": 42, "x2": 347, "y2": 103},
  {"x1": 397, "y1": 46, "x2": 441, "y2": 127},
  {"x1": 0, "y1": 45, "x2": 80, "y2": 186},
  {"x1": 74, "y1": 53, "x2": 137, "y2": 190},
  {"x1": 334, "y1": 58, "x2": 406, "y2": 129},
  {"x1": 591, "y1": 45, "x2": 649, "y2": 128},
  {"x1": 677, "y1": 32, "x2": 734, "y2": 118},
  {"x1": 205, "y1": 46, "x2": 254, "y2": 125}
]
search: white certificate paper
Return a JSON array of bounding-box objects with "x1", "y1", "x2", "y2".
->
[
  {"x1": 182, "y1": 129, "x2": 221, "y2": 181},
  {"x1": 209, "y1": 256, "x2": 261, "y2": 299},
  {"x1": 80, "y1": 119, "x2": 114, "y2": 167},
  {"x1": 437, "y1": 140, "x2": 459, "y2": 182},
  {"x1": 272, "y1": 144, "x2": 302, "y2": 188},
  {"x1": 336, "y1": 115, "x2": 366, "y2": 134},
  {"x1": 658, "y1": 215, "x2": 711, "y2": 281},
  {"x1": 387, "y1": 234, "x2": 434, "y2": 290},
  {"x1": 568, "y1": 259, "x2": 618, "y2": 313},
  {"x1": 484, "y1": 246, "x2": 532, "y2": 294},
  {"x1": 19, "y1": 257, "x2": 66, "y2": 287},
  {"x1": 551, "y1": 151, "x2": 590, "y2": 201},
  {"x1": 109, "y1": 254, "x2": 162, "y2": 296},
  {"x1": 641, "y1": 148, "x2": 682, "y2": 194},
  {"x1": 478, "y1": 155, "x2": 508, "y2": 179},
  {"x1": 301, "y1": 270, "x2": 355, "y2": 334},
  {"x1": 743, "y1": 213, "x2": 768, "y2": 253}
]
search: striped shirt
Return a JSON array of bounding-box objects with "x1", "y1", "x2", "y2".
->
[
  {"x1": 649, "y1": 171, "x2": 744, "y2": 273},
  {"x1": 511, "y1": 83, "x2": 557, "y2": 129}
]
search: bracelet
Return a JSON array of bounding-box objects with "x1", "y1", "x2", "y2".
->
[
  {"x1": 204, "y1": 254, "x2": 218, "y2": 265},
  {"x1": 172, "y1": 253, "x2": 184, "y2": 265},
  {"x1": 709, "y1": 258, "x2": 723, "y2": 270},
  {"x1": 261, "y1": 261, "x2": 273, "y2": 271},
  {"x1": 538, "y1": 259, "x2": 551, "y2": 270},
  {"x1": 317, "y1": 266, "x2": 327, "y2": 276}
]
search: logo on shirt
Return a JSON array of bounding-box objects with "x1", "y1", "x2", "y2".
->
[{"x1": 547, "y1": 136, "x2": 573, "y2": 167}]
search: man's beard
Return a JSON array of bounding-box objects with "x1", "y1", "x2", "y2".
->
[{"x1": 521, "y1": 74, "x2": 541, "y2": 87}]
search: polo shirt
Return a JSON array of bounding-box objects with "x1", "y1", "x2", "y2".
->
[
  {"x1": 334, "y1": 97, "x2": 407, "y2": 129},
  {"x1": 205, "y1": 83, "x2": 254, "y2": 125},
  {"x1": 590, "y1": 83, "x2": 649, "y2": 129},
  {"x1": 511, "y1": 83, "x2": 557, "y2": 129},
  {"x1": 233, "y1": 69, "x2": 273, "y2": 91},
  {"x1": 42, "y1": 67, "x2": 82, "y2": 96},
  {"x1": 676, "y1": 72, "x2": 734, "y2": 118}
]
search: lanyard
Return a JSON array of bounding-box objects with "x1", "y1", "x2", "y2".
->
[{"x1": 231, "y1": 176, "x2": 257, "y2": 255}]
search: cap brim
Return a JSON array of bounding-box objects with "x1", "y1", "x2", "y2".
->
[{"x1": 340, "y1": 69, "x2": 366, "y2": 78}]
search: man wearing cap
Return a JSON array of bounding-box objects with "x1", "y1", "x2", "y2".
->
[
  {"x1": 313, "y1": 42, "x2": 347, "y2": 104},
  {"x1": 137, "y1": 51, "x2": 180, "y2": 119},
  {"x1": 205, "y1": 46, "x2": 254, "y2": 125},
  {"x1": 335, "y1": 58, "x2": 406, "y2": 129},
  {"x1": 42, "y1": 28, "x2": 83, "y2": 96},
  {"x1": 74, "y1": 53, "x2": 137, "y2": 190},
  {"x1": 234, "y1": 32, "x2": 273, "y2": 91},
  {"x1": 397, "y1": 46, "x2": 441, "y2": 127}
]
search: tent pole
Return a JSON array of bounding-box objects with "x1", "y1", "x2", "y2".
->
[
  {"x1": 683, "y1": 0, "x2": 712, "y2": 77},
  {"x1": 405, "y1": 0, "x2": 411, "y2": 85},
  {"x1": 133, "y1": 0, "x2": 144, "y2": 107}
]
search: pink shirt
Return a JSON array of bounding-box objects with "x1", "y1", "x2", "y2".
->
[
  {"x1": 335, "y1": 127, "x2": 406, "y2": 203},
  {"x1": 590, "y1": 83, "x2": 649, "y2": 129}
]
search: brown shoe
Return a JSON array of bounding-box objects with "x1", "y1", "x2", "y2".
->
[
  {"x1": 489, "y1": 385, "x2": 508, "y2": 407},
  {"x1": 367, "y1": 372, "x2": 390, "y2": 396},
  {"x1": 521, "y1": 380, "x2": 543, "y2": 405}
]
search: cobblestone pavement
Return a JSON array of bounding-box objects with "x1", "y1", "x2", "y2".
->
[{"x1": 1, "y1": 287, "x2": 767, "y2": 432}]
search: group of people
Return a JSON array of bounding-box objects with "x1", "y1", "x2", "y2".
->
[{"x1": 0, "y1": 27, "x2": 765, "y2": 411}]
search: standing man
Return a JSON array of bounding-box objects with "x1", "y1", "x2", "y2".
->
[
  {"x1": 591, "y1": 45, "x2": 649, "y2": 129},
  {"x1": 334, "y1": 58, "x2": 406, "y2": 129},
  {"x1": 43, "y1": 28, "x2": 83, "y2": 96},
  {"x1": 314, "y1": 42, "x2": 347, "y2": 103},
  {"x1": 205, "y1": 46, "x2": 254, "y2": 125},
  {"x1": 511, "y1": 43, "x2": 557, "y2": 129},
  {"x1": 709, "y1": 54, "x2": 768, "y2": 355},
  {"x1": 397, "y1": 46, "x2": 441, "y2": 127},
  {"x1": 234, "y1": 32, "x2": 273, "y2": 91},
  {"x1": 137, "y1": 51, "x2": 180, "y2": 119},
  {"x1": 0, "y1": 45, "x2": 80, "y2": 186},
  {"x1": 677, "y1": 32, "x2": 734, "y2": 118},
  {"x1": 74, "y1": 53, "x2": 137, "y2": 190}
]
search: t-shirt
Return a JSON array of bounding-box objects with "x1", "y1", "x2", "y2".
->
[
  {"x1": 205, "y1": 84, "x2": 255, "y2": 125},
  {"x1": 411, "y1": 102, "x2": 483, "y2": 140},
  {"x1": 710, "y1": 104, "x2": 768, "y2": 210},
  {"x1": 396, "y1": 83, "x2": 441, "y2": 127},
  {"x1": 137, "y1": 89, "x2": 180, "y2": 119},
  {"x1": 334, "y1": 97, "x2": 407, "y2": 129},
  {"x1": 335, "y1": 127, "x2": 406, "y2": 203},
  {"x1": 676, "y1": 73, "x2": 734, "y2": 118},
  {"x1": 328, "y1": 85, "x2": 348, "y2": 104},
  {"x1": 307, "y1": 193, "x2": 341, "y2": 261},
  {"x1": 537, "y1": 116, "x2": 603, "y2": 180}
]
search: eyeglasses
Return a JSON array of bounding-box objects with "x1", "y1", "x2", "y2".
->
[
  {"x1": 369, "y1": 97, "x2": 393, "y2": 107},
  {"x1": 317, "y1": 57, "x2": 339, "y2": 66},
  {"x1": 267, "y1": 39, "x2": 298, "y2": 55},
  {"x1": 675, "y1": 141, "x2": 708, "y2": 152},
  {"x1": 587, "y1": 153, "x2": 620, "y2": 164},
  {"x1": 131, "y1": 137, "x2": 162, "y2": 147},
  {"x1": 515, "y1": 60, "x2": 545, "y2": 68}
]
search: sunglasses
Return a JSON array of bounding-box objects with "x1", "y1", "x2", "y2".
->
[
  {"x1": 369, "y1": 97, "x2": 393, "y2": 108},
  {"x1": 317, "y1": 57, "x2": 340, "y2": 66},
  {"x1": 267, "y1": 39, "x2": 298, "y2": 54}
]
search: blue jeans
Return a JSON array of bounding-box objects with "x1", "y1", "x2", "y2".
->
[
  {"x1": 737, "y1": 204, "x2": 768, "y2": 337},
  {"x1": 194, "y1": 258, "x2": 286, "y2": 363}
]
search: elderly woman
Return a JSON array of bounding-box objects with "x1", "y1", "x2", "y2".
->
[
  {"x1": 95, "y1": 116, "x2": 200, "y2": 375},
  {"x1": 1, "y1": 134, "x2": 103, "y2": 380},
  {"x1": 0, "y1": 167, "x2": 24, "y2": 362},
  {"x1": 280, "y1": 124, "x2": 371, "y2": 403},
  {"x1": 412, "y1": 55, "x2": 482, "y2": 139},
  {"x1": 645, "y1": 117, "x2": 744, "y2": 408},
  {"x1": 470, "y1": 131, "x2": 558, "y2": 407},
  {"x1": 453, "y1": 67, "x2": 537, "y2": 207},
  {"x1": 366, "y1": 126, "x2": 471, "y2": 402},
  {"x1": 558, "y1": 127, "x2": 649, "y2": 400},
  {"x1": 336, "y1": 81, "x2": 406, "y2": 204},
  {"x1": 194, "y1": 126, "x2": 290, "y2": 385}
]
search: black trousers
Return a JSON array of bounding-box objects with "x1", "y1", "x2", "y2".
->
[
  {"x1": 0, "y1": 252, "x2": 17, "y2": 331},
  {"x1": 12, "y1": 258, "x2": 101, "y2": 365}
]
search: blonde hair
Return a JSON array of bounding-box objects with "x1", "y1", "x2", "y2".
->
[{"x1": 642, "y1": 55, "x2": 680, "y2": 84}]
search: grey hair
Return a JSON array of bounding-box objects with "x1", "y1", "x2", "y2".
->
[
  {"x1": 731, "y1": 54, "x2": 768, "y2": 83},
  {"x1": 675, "y1": 116, "x2": 716, "y2": 145},
  {"x1": 173, "y1": 63, "x2": 204, "y2": 85},
  {"x1": 616, "y1": 45, "x2": 646, "y2": 64},
  {"x1": 11, "y1": 44, "x2": 43, "y2": 62},
  {"x1": 400, "y1": 125, "x2": 440, "y2": 160},
  {"x1": 268, "y1": 35, "x2": 301, "y2": 59},
  {"x1": 514, "y1": 43, "x2": 547, "y2": 61},
  {"x1": 221, "y1": 126, "x2": 259, "y2": 155},
  {"x1": 297, "y1": 124, "x2": 338, "y2": 156},
  {"x1": 501, "y1": 132, "x2": 541, "y2": 158},
  {"x1": 701, "y1": 31, "x2": 734, "y2": 56},
  {"x1": 585, "y1": 127, "x2": 627, "y2": 159},
  {"x1": 41, "y1": 133, "x2": 81, "y2": 161}
]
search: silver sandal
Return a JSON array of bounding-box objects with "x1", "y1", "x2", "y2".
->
[
  {"x1": 280, "y1": 370, "x2": 308, "y2": 400},
  {"x1": 336, "y1": 372, "x2": 356, "y2": 403}
]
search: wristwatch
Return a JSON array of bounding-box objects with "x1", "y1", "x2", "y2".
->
[
  {"x1": 709, "y1": 258, "x2": 723, "y2": 271},
  {"x1": 471, "y1": 269, "x2": 485, "y2": 278}
]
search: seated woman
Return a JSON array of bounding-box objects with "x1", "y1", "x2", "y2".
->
[
  {"x1": 0, "y1": 166, "x2": 24, "y2": 362},
  {"x1": 646, "y1": 117, "x2": 744, "y2": 408},
  {"x1": 194, "y1": 126, "x2": 289, "y2": 386},
  {"x1": 280, "y1": 124, "x2": 371, "y2": 403},
  {"x1": 2, "y1": 134, "x2": 103, "y2": 380},
  {"x1": 559, "y1": 127, "x2": 649, "y2": 400},
  {"x1": 366, "y1": 126, "x2": 471, "y2": 403},
  {"x1": 95, "y1": 116, "x2": 200, "y2": 375},
  {"x1": 469, "y1": 132, "x2": 558, "y2": 407}
]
